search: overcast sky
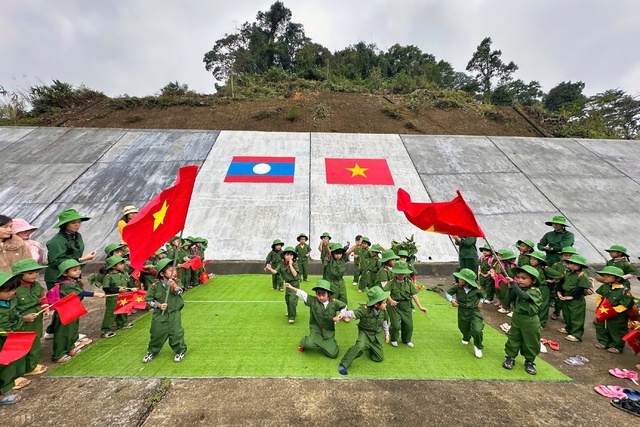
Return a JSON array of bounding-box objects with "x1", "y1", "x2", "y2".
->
[{"x1": 2, "y1": 0, "x2": 639, "y2": 98}]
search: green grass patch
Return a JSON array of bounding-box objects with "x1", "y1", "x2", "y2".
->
[{"x1": 48, "y1": 275, "x2": 570, "y2": 381}]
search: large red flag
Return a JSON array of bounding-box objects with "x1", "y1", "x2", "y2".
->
[
  {"x1": 114, "y1": 292, "x2": 135, "y2": 315},
  {"x1": 132, "y1": 289, "x2": 147, "y2": 309},
  {"x1": 0, "y1": 332, "x2": 36, "y2": 365},
  {"x1": 595, "y1": 298, "x2": 619, "y2": 322},
  {"x1": 123, "y1": 165, "x2": 198, "y2": 270},
  {"x1": 56, "y1": 293, "x2": 88, "y2": 325},
  {"x1": 396, "y1": 188, "x2": 486, "y2": 238},
  {"x1": 623, "y1": 329, "x2": 640, "y2": 355}
]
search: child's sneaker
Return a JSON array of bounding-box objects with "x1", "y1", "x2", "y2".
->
[
  {"x1": 101, "y1": 331, "x2": 116, "y2": 338},
  {"x1": 506, "y1": 312, "x2": 513, "y2": 318},
  {"x1": 524, "y1": 361, "x2": 537, "y2": 375},
  {"x1": 120, "y1": 323, "x2": 134, "y2": 329},
  {"x1": 43, "y1": 332, "x2": 54, "y2": 340},
  {"x1": 497, "y1": 308, "x2": 509, "y2": 314},
  {"x1": 502, "y1": 357, "x2": 515, "y2": 370},
  {"x1": 288, "y1": 319, "x2": 295, "y2": 324},
  {"x1": 353, "y1": 282, "x2": 358, "y2": 286},
  {"x1": 483, "y1": 300, "x2": 493, "y2": 304},
  {"x1": 174, "y1": 351, "x2": 187, "y2": 362},
  {"x1": 142, "y1": 353, "x2": 155, "y2": 363},
  {"x1": 391, "y1": 341, "x2": 398, "y2": 347},
  {"x1": 406, "y1": 342, "x2": 414, "y2": 348},
  {"x1": 461, "y1": 340, "x2": 469, "y2": 345},
  {"x1": 338, "y1": 363, "x2": 348, "y2": 375},
  {"x1": 474, "y1": 346, "x2": 483, "y2": 358}
]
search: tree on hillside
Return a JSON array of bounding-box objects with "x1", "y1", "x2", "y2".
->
[
  {"x1": 294, "y1": 42, "x2": 333, "y2": 80},
  {"x1": 543, "y1": 81, "x2": 586, "y2": 113},
  {"x1": 466, "y1": 37, "x2": 518, "y2": 101},
  {"x1": 159, "y1": 81, "x2": 194, "y2": 97},
  {"x1": 490, "y1": 79, "x2": 543, "y2": 106},
  {"x1": 333, "y1": 42, "x2": 380, "y2": 80},
  {"x1": 451, "y1": 72, "x2": 480, "y2": 95},
  {"x1": 587, "y1": 89, "x2": 640, "y2": 139}
]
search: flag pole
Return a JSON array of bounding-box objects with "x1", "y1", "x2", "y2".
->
[{"x1": 162, "y1": 230, "x2": 184, "y2": 315}]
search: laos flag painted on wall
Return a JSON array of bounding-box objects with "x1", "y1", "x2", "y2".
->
[{"x1": 224, "y1": 156, "x2": 296, "y2": 183}]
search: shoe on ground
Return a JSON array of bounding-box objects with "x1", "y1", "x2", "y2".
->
[
  {"x1": 298, "y1": 346, "x2": 304, "y2": 352},
  {"x1": 101, "y1": 331, "x2": 116, "y2": 338},
  {"x1": 507, "y1": 312, "x2": 513, "y2": 318},
  {"x1": 11, "y1": 377, "x2": 31, "y2": 390},
  {"x1": 483, "y1": 300, "x2": 493, "y2": 304},
  {"x1": 174, "y1": 351, "x2": 187, "y2": 362},
  {"x1": 524, "y1": 361, "x2": 537, "y2": 375},
  {"x1": 391, "y1": 341, "x2": 398, "y2": 347},
  {"x1": 78, "y1": 333, "x2": 87, "y2": 340},
  {"x1": 120, "y1": 323, "x2": 134, "y2": 329},
  {"x1": 406, "y1": 342, "x2": 414, "y2": 348},
  {"x1": 288, "y1": 319, "x2": 295, "y2": 324},
  {"x1": 474, "y1": 346, "x2": 483, "y2": 358},
  {"x1": 357, "y1": 290, "x2": 363, "y2": 293},
  {"x1": 0, "y1": 393, "x2": 21, "y2": 405},
  {"x1": 461, "y1": 339, "x2": 469, "y2": 345},
  {"x1": 24, "y1": 364, "x2": 48, "y2": 376},
  {"x1": 142, "y1": 353, "x2": 155, "y2": 363},
  {"x1": 43, "y1": 332, "x2": 54, "y2": 340},
  {"x1": 353, "y1": 282, "x2": 358, "y2": 286},
  {"x1": 338, "y1": 363, "x2": 348, "y2": 375},
  {"x1": 502, "y1": 357, "x2": 515, "y2": 370},
  {"x1": 540, "y1": 342, "x2": 548, "y2": 353},
  {"x1": 497, "y1": 308, "x2": 509, "y2": 314}
]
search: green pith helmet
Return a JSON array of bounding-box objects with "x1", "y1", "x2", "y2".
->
[
  {"x1": 515, "y1": 265, "x2": 540, "y2": 280},
  {"x1": 169, "y1": 236, "x2": 182, "y2": 245},
  {"x1": 11, "y1": 259, "x2": 46, "y2": 275},
  {"x1": 370, "y1": 244, "x2": 382, "y2": 253},
  {"x1": 185, "y1": 236, "x2": 195, "y2": 242},
  {"x1": 391, "y1": 261, "x2": 413, "y2": 275},
  {"x1": 193, "y1": 237, "x2": 206, "y2": 244},
  {"x1": 329, "y1": 242, "x2": 345, "y2": 253},
  {"x1": 104, "y1": 243, "x2": 126, "y2": 255},
  {"x1": 297, "y1": 233, "x2": 308, "y2": 242},
  {"x1": 104, "y1": 255, "x2": 126, "y2": 271},
  {"x1": 52, "y1": 209, "x2": 90, "y2": 229},
  {"x1": 453, "y1": 268, "x2": 477, "y2": 287},
  {"x1": 312, "y1": 279, "x2": 333, "y2": 294},
  {"x1": 567, "y1": 254, "x2": 589, "y2": 267},
  {"x1": 561, "y1": 246, "x2": 578, "y2": 255},
  {"x1": 498, "y1": 249, "x2": 517, "y2": 261},
  {"x1": 366, "y1": 286, "x2": 390, "y2": 306},
  {"x1": 155, "y1": 258, "x2": 174, "y2": 277},
  {"x1": 596, "y1": 266, "x2": 625, "y2": 278},
  {"x1": 57, "y1": 259, "x2": 85, "y2": 278},
  {"x1": 0, "y1": 272, "x2": 18, "y2": 288},
  {"x1": 154, "y1": 248, "x2": 166, "y2": 256},
  {"x1": 320, "y1": 232, "x2": 331, "y2": 240},
  {"x1": 516, "y1": 239, "x2": 535, "y2": 249},
  {"x1": 380, "y1": 249, "x2": 400, "y2": 263},
  {"x1": 397, "y1": 250, "x2": 409, "y2": 257},
  {"x1": 271, "y1": 239, "x2": 284, "y2": 249},
  {"x1": 605, "y1": 245, "x2": 629, "y2": 256},
  {"x1": 527, "y1": 251, "x2": 547, "y2": 263},
  {"x1": 282, "y1": 246, "x2": 296, "y2": 255},
  {"x1": 545, "y1": 268, "x2": 563, "y2": 279},
  {"x1": 479, "y1": 243, "x2": 492, "y2": 252},
  {"x1": 361, "y1": 236, "x2": 371, "y2": 245},
  {"x1": 545, "y1": 215, "x2": 569, "y2": 227}
]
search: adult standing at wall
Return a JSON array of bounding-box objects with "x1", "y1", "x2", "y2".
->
[
  {"x1": 537, "y1": 216, "x2": 575, "y2": 266},
  {"x1": 0, "y1": 215, "x2": 32, "y2": 273},
  {"x1": 118, "y1": 206, "x2": 138, "y2": 244}
]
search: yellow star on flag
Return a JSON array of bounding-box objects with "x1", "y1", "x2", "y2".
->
[
  {"x1": 598, "y1": 306, "x2": 609, "y2": 314},
  {"x1": 153, "y1": 200, "x2": 169, "y2": 231},
  {"x1": 135, "y1": 296, "x2": 144, "y2": 303},
  {"x1": 346, "y1": 163, "x2": 368, "y2": 178},
  {"x1": 119, "y1": 298, "x2": 129, "y2": 306}
]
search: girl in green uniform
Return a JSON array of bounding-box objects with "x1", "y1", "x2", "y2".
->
[
  {"x1": 364, "y1": 244, "x2": 383, "y2": 293},
  {"x1": 355, "y1": 238, "x2": 372, "y2": 293},
  {"x1": 386, "y1": 261, "x2": 428, "y2": 348},
  {"x1": 265, "y1": 239, "x2": 284, "y2": 291},
  {"x1": 594, "y1": 266, "x2": 636, "y2": 354},
  {"x1": 603, "y1": 245, "x2": 635, "y2": 290},
  {"x1": 549, "y1": 246, "x2": 577, "y2": 321},
  {"x1": 557, "y1": 254, "x2": 591, "y2": 342},
  {"x1": 478, "y1": 244, "x2": 497, "y2": 304},
  {"x1": 338, "y1": 287, "x2": 391, "y2": 375},
  {"x1": 266, "y1": 247, "x2": 300, "y2": 323},
  {"x1": 502, "y1": 265, "x2": 543, "y2": 375},
  {"x1": 515, "y1": 239, "x2": 535, "y2": 267},
  {"x1": 373, "y1": 249, "x2": 399, "y2": 288},
  {"x1": 294, "y1": 234, "x2": 311, "y2": 282},
  {"x1": 526, "y1": 251, "x2": 550, "y2": 330},
  {"x1": 448, "y1": 268, "x2": 484, "y2": 358},
  {"x1": 323, "y1": 242, "x2": 356, "y2": 311},
  {"x1": 496, "y1": 250, "x2": 517, "y2": 315},
  {"x1": 0, "y1": 272, "x2": 26, "y2": 404},
  {"x1": 285, "y1": 280, "x2": 345, "y2": 358},
  {"x1": 100, "y1": 255, "x2": 134, "y2": 338}
]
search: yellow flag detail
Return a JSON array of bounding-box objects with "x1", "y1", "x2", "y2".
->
[{"x1": 153, "y1": 200, "x2": 169, "y2": 231}]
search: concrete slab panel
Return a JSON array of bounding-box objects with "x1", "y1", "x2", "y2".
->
[
  {"x1": 311, "y1": 133, "x2": 458, "y2": 263},
  {"x1": 489, "y1": 136, "x2": 624, "y2": 178},
  {"x1": 401, "y1": 135, "x2": 519, "y2": 174},
  {"x1": 475, "y1": 212, "x2": 604, "y2": 262},
  {"x1": 0, "y1": 126, "x2": 35, "y2": 152},
  {"x1": 420, "y1": 172, "x2": 556, "y2": 215},
  {"x1": 0, "y1": 203, "x2": 52, "y2": 223},
  {"x1": 0, "y1": 127, "x2": 71, "y2": 162},
  {"x1": 99, "y1": 129, "x2": 219, "y2": 163},
  {"x1": 185, "y1": 130, "x2": 310, "y2": 260},
  {"x1": 575, "y1": 138, "x2": 640, "y2": 182}
]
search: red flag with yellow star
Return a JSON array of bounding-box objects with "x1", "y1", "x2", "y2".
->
[
  {"x1": 114, "y1": 292, "x2": 135, "y2": 315},
  {"x1": 132, "y1": 289, "x2": 147, "y2": 310},
  {"x1": 325, "y1": 158, "x2": 394, "y2": 185},
  {"x1": 397, "y1": 188, "x2": 486, "y2": 238},
  {"x1": 595, "y1": 298, "x2": 618, "y2": 321},
  {"x1": 622, "y1": 329, "x2": 640, "y2": 355},
  {"x1": 123, "y1": 165, "x2": 198, "y2": 270}
]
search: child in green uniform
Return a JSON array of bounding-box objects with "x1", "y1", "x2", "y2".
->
[
  {"x1": 355, "y1": 238, "x2": 372, "y2": 293},
  {"x1": 52, "y1": 260, "x2": 105, "y2": 363},
  {"x1": 141, "y1": 249, "x2": 166, "y2": 290},
  {"x1": 364, "y1": 244, "x2": 383, "y2": 292},
  {"x1": 338, "y1": 287, "x2": 391, "y2": 375},
  {"x1": 192, "y1": 237, "x2": 207, "y2": 284},
  {"x1": 318, "y1": 232, "x2": 332, "y2": 264},
  {"x1": 374, "y1": 249, "x2": 399, "y2": 288},
  {"x1": 502, "y1": 265, "x2": 543, "y2": 375},
  {"x1": 178, "y1": 239, "x2": 194, "y2": 288},
  {"x1": 447, "y1": 268, "x2": 484, "y2": 358},
  {"x1": 525, "y1": 251, "x2": 550, "y2": 330},
  {"x1": 537, "y1": 215, "x2": 575, "y2": 266},
  {"x1": 452, "y1": 236, "x2": 478, "y2": 282},
  {"x1": 285, "y1": 280, "x2": 346, "y2": 358},
  {"x1": 386, "y1": 261, "x2": 428, "y2": 348},
  {"x1": 95, "y1": 243, "x2": 127, "y2": 286},
  {"x1": 515, "y1": 239, "x2": 535, "y2": 267},
  {"x1": 594, "y1": 266, "x2": 636, "y2": 354},
  {"x1": 0, "y1": 272, "x2": 26, "y2": 404},
  {"x1": 143, "y1": 258, "x2": 187, "y2": 363},
  {"x1": 11, "y1": 259, "x2": 49, "y2": 376},
  {"x1": 495, "y1": 250, "x2": 516, "y2": 314},
  {"x1": 323, "y1": 243, "x2": 356, "y2": 311},
  {"x1": 557, "y1": 254, "x2": 591, "y2": 342},
  {"x1": 397, "y1": 250, "x2": 418, "y2": 280},
  {"x1": 351, "y1": 235, "x2": 363, "y2": 286},
  {"x1": 266, "y1": 247, "x2": 300, "y2": 323},
  {"x1": 478, "y1": 244, "x2": 498, "y2": 304},
  {"x1": 265, "y1": 239, "x2": 284, "y2": 291},
  {"x1": 549, "y1": 246, "x2": 577, "y2": 321},
  {"x1": 100, "y1": 255, "x2": 134, "y2": 338},
  {"x1": 295, "y1": 234, "x2": 311, "y2": 282},
  {"x1": 603, "y1": 245, "x2": 635, "y2": 290}
]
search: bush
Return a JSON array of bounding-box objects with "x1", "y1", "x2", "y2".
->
[
  {"x1": 286, "y1": 104, "x2": 301, "y2": 121},
  {"x1": 29, "y1": 80, "x2": 103, "y2": 115},
  {"x1": 381, "y1": 106, "x2": 403, "y2": 120},
  {"x1": 310, "y1": 103, "x2": 332, "y2": 120}
]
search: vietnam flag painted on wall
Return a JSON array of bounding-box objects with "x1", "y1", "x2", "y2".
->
[
  {"x1": 325, "y1": 158, "x2": 394, "y2": 185},
  {"x1": 397, "y1": 188, "x2": 486, "y2": 238},
  {"x1": 123, "y1": 165, "x2": 198, "y2": 270}
]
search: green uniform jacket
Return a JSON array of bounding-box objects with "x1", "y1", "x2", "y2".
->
[
  {"x1": 479, "y1": 256, "x2": 498, "y2": 274},
  {"x1": 388, "y1": 277, "x2": 419, "y2": 302},
  {"x1": 457, "y1": 237, "x2": 478, "y2": 259},
  {"x1": 324, "y1": 257, "x2": 346, "y2": 282},
  {"x1": 295, "y1": 244, "x2": 311, "y2": 265},
  {"x1": 366, "y1": 259, "x2": 382, "y2": 283},
  {"x1": 517, "y1": 253, "x2": 531, "y2": 267},
  {"x1": 266, "y1": 250, "x2": 283, "y2": 269},
  {"x1": 353, "y1": 305, "x2": 389, "y2": 338},
  {"x1": 537, "y1": 230, "x2": 574, "y2": 265},
  {"x1": 374, "y1": 266, "x2": 395, "y2": 288},
  {"x1": 561, "y1": 271, "x2": 590, "y2": 298},
  {"x1": 59, "y1": 278, "x2": 87, "y2": 299},
  {"x1": 511, "y1": 285, "x2": 542, "y2": 316},
  {"x1": 16, "y1": 281, "x2": 46, "y2": 316},
  {"x1": 277, "y1": 262, "x2": 300, "y2": 283},
  {"x1": 45, "y1": 231, "x2": 85, "y2": 284},
  {"x1": 305, "y1": 297, "x2": 346, "y2": 340},
  {"x1": 357, "y1": 249, "x2": 372, "y2": 271},
  {"x1": 606, "y1": 259, "x2": 635, "y2": 289},
  {"x1": 447, "y1": 285, "x2": 485, "y2": 310},
  {"x1": 0, "y1": 298, "x2": 24, "y2": 334},
  {"x1": 145, "y1": 280, "x2": 184, "y2": 313},
  {"x1": 103, "y1": 271, "x2": 130, "y2": 293},
  {"x1": 596, "y1": 284, "x2": 635, "y2": 319}
]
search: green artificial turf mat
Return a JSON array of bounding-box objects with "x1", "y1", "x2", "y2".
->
[{"x1": 48, "y1": 275, "x2": 570, "y2": 381}]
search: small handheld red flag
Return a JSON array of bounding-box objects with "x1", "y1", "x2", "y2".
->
[
  {"x1": 56, "y1": 293, "x2": 88, "y2": 325},
  {"x1": 114, "y1": 292, "x2": 135, "y2": 315},
  {"x1": 622, "y1": 329, "x2": 640, "y2": 355},
  {"x1": 180, "y1": 256, "x2": 203, "y2": 270},
  {"x1": 132, "y1": 290, "x2": 147, "y2": 310},
  {"x1": 595, "y1": 298, "x2": 618, "y2": 322},
  {"x1": 199, "y1": 271, "x2": 211, "y2": 283},
  {"x1": 131, "y1": 269, "x2": 141, "y2": 281},
  {"x1": 397, "y1": 188, "x2": 485, "y2": 238},
  {"x1": 0, "y1": 332, "x2": 37, "y2": 365}
]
